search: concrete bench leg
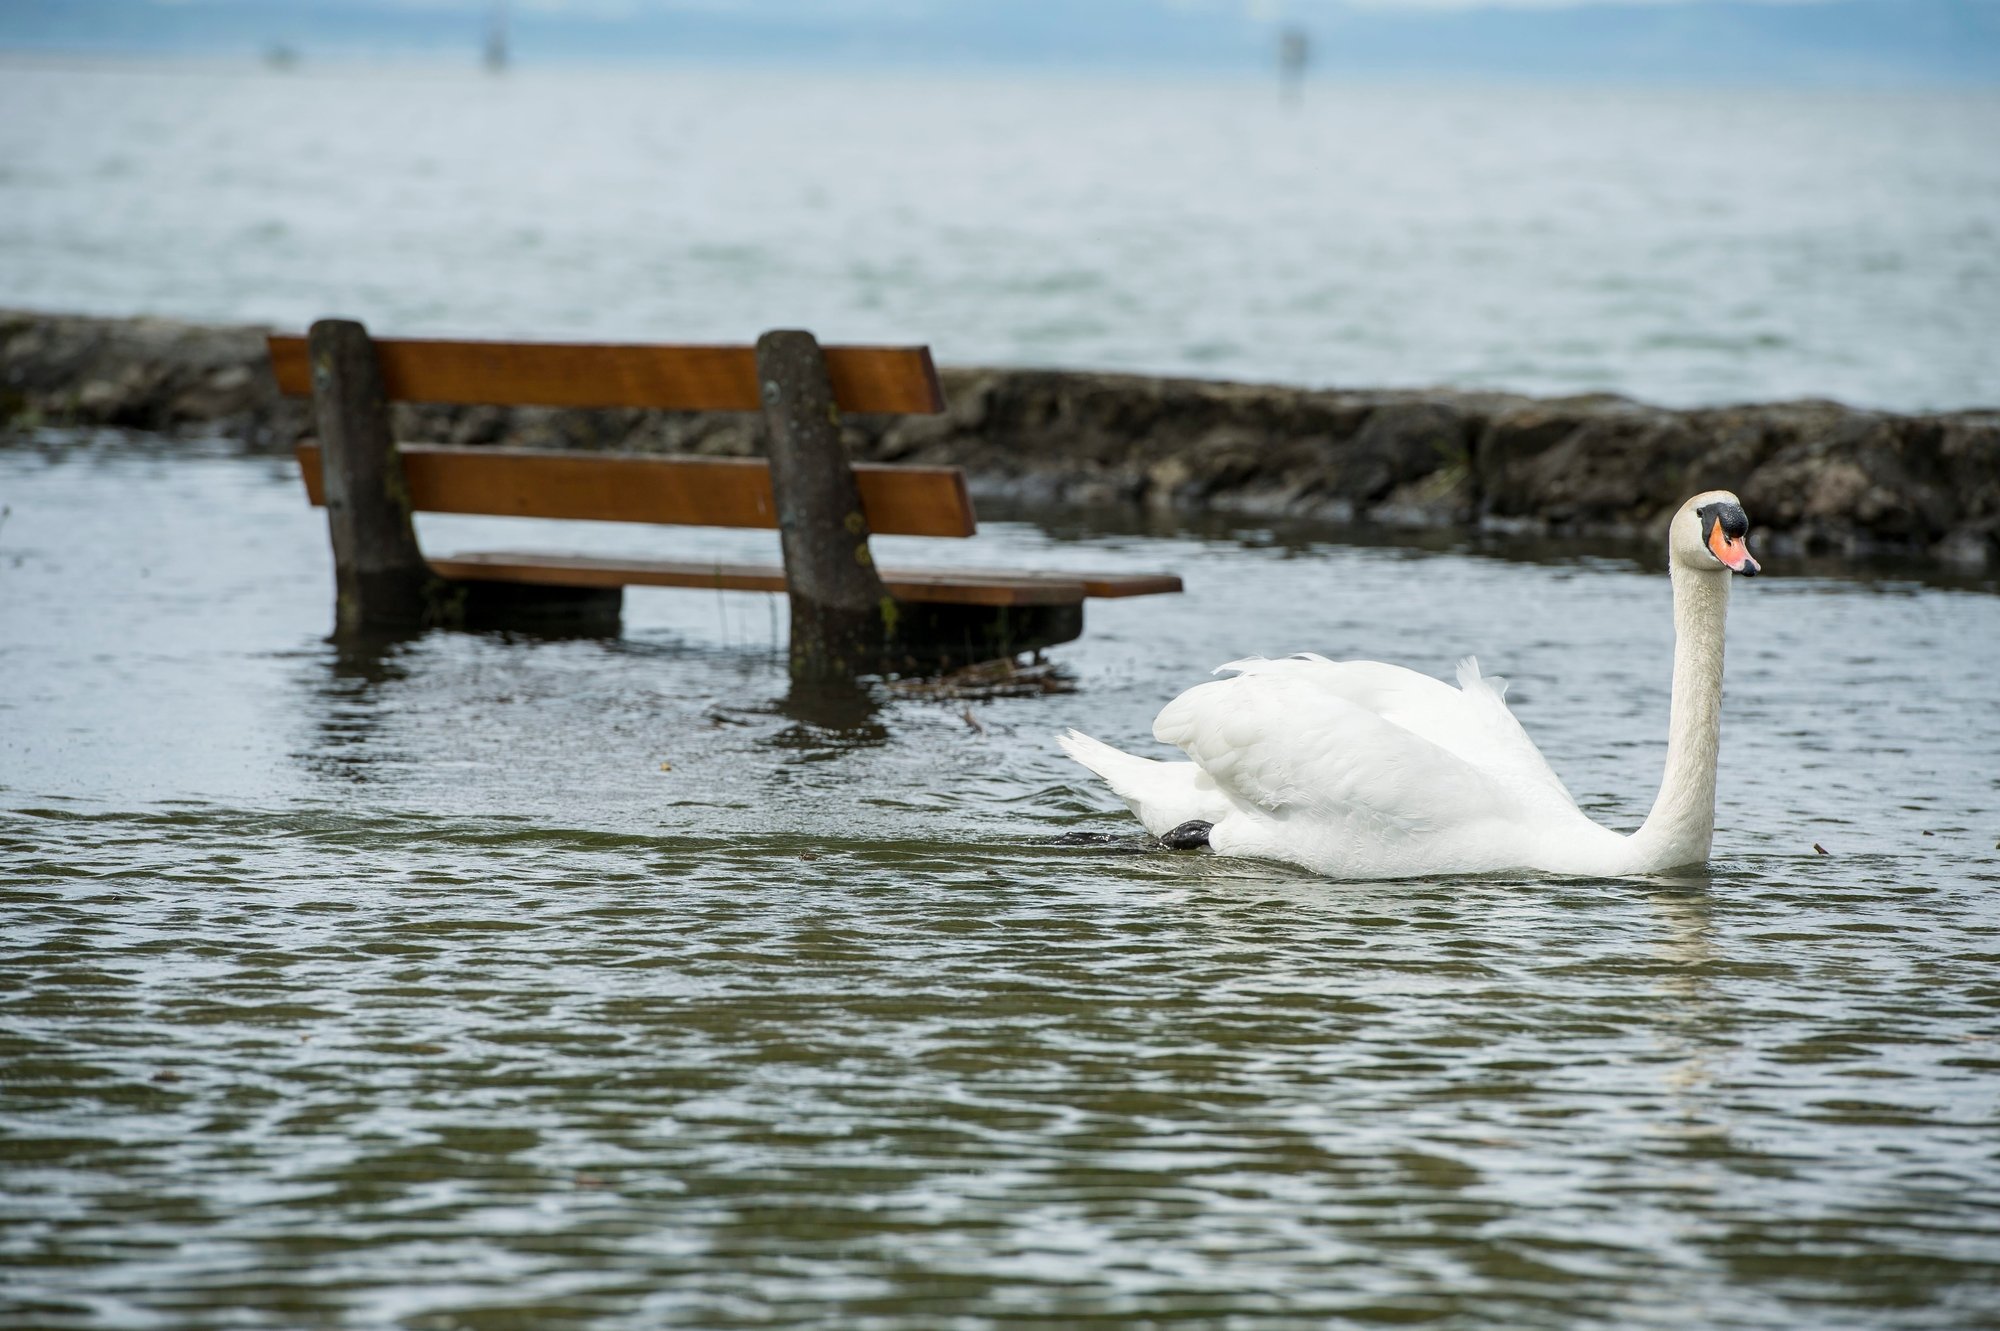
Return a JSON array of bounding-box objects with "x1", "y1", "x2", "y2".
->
[
  {"x1": 757, "y1": 328, "x2": 1083, "y2": 677},
  {"x1": 308, "y1": 318, "x2": 465, "y2": 633},
  {"x1": 756, "y1": 329, "x2": 900, "y2": 680}
]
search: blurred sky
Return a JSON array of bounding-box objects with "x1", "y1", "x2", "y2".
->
[{"x1": 2, "y1": 0, "x2": 1996, "y2": 85}]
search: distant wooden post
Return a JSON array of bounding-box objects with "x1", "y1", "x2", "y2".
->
[
  {"x1": 307, "y1": 318, "x2": 454, "y2": 633},
  {"x1": 483, "y1": 0, "x2": 508, "y2": 73},
  {"x1": 1279, "y1": 26, "x2": 1309, "y2": 104},
  {"x1": 755, "y1": 329, "x2": 898, "y2": 680}
]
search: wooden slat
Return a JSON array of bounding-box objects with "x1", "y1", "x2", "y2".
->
[
  {"x1": 269, "y1": 335, "x2": 944, "y2": 414},
  {"x1": 913, "y1": 568, "x2": 1184, "y2": 599},
  {"x1": 296, "y1": 443, "x2": 976, "y2": 539},
  {"x1": 427, "y1": 553, "x2": 1090, "y2": 608}
]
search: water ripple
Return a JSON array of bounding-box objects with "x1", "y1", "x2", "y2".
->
[{"x1": 4, "y1": 448, "x2": 1999, "y2": 1326}]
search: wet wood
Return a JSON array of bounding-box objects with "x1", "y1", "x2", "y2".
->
[
  {"x1": 871, "y1": 567, "x2": 1178, "y2": 599},
  {"x1": 296, "y1": 442, "x2": 977, "y2": 539},
  {"x1": 269, "y1": 335, "x2": 944, "y2": 415},
  {"x1": 426, "y1": 552, "x2": 1093, "y2": 607}
]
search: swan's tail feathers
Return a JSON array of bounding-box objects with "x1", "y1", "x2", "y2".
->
[
  {"x1": 1058, "y1": 729, "x2": 1231, "y2": 838},
  {"x1": 1058, "y1": 729, "x2": 1158, "y2": 802}
]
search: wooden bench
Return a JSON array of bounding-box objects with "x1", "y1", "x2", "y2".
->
[{"x1": 269, "y1": 320, "x2": 1180, "y2": 678}]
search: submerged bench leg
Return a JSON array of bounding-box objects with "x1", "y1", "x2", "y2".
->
[
  {"x1": 757, "y1": 327, "x2": 1086, "y2": 677},
  {"x1": 756, "y1": 329, "x2": 899, "y2": 680},
  {"x1": 308, "y1": 318, "x2": 462, "y2": 633}
]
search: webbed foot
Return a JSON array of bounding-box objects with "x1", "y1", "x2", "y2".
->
[{"x1": 1160, "y1": 820, "x2": 1213, "y2": 851}]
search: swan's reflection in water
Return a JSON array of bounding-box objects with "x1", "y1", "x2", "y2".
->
[{"x1": 1646, "y1": 884, "x2": 1731, "y2": 1140}]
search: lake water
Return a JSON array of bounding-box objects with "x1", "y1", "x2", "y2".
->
[
  {"x1": 3, "y1": 437, "x2": 1999, "y2": 1327},
  {"x1": 1, "y1": 61, "x2": 1998, "y2": 411}
]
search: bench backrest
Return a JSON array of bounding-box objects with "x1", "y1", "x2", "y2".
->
[
  {"x1": 275, "y1": 333, "x2": 972, "y2": 537},
  {"x1": 267, "y1": 335, "x2": 944, "y2": 414},
  {"x1": 294, "y1": 443, "x2": 978, "y2": 538}
]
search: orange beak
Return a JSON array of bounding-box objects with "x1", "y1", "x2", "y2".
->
[{"x1": 1707, "y1": 522, "x2": 1760, "y2": 576}]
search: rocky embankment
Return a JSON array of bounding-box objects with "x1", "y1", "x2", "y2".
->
[{"x1": 5, "y1": 309, "x2": 1996, "y2": 565}]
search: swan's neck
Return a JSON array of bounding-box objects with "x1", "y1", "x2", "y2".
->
[{"x1": 1628, "y1": 565, "x2": 1731, "y2": 871}]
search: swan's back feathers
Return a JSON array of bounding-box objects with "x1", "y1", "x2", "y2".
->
[
  {"x1": 1062, "y1": 653, "x2": 1606, "y2": 876},
  {"x1": 1193, "y1": 654, "x2": 1580, "y2": 819},
  {"x1": 1153, "y1": 670, "x2": 1504, "y2": 826},
  {"x1": 1151, "y1": 668, "x2": 1540, "y2": 874}
]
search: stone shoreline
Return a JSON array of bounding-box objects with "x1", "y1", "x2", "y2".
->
[{"x1": 5, "y1": 308, "x2": 1996, "y2": 566}]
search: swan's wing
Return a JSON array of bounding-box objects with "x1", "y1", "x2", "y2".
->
[
  {"x1": 1212, "y1": 653, "x2": 1579, "y2": 815},
  {"x1": 1153, "y1": 671, "x2": 1516, "y2": 842}
]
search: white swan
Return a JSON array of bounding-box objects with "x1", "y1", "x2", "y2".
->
[{"x1": 1060, "y1": 490, "x2": 1761, "y2": 880}]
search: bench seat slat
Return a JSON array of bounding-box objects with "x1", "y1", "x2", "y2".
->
[
  {"x1": 428, "y1": 552, "x2": 1093, "y2": 608},
  {"x1": 269, "y1": 335, "x2": 944, "y2": 415},
  {"x1": 873, "y1": 567, "x2": 1185, "y2": 598},
  {"x1": 296, "y1": 443, "x2": 977, "y2": 539}
]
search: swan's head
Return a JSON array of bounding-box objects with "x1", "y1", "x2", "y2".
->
[{"x1": 1671, "y1": 490, "x2": 1760, "y2": 577}]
